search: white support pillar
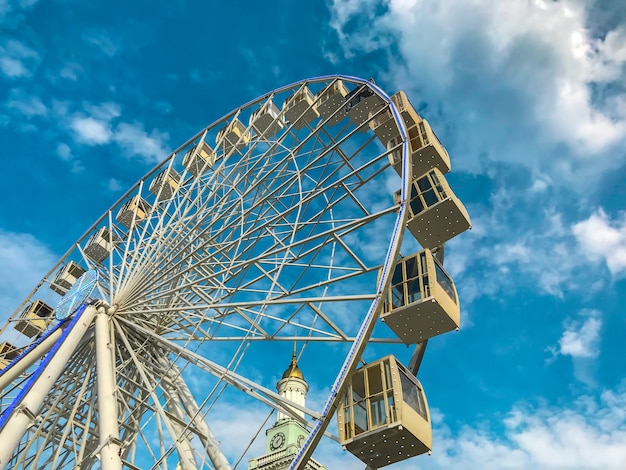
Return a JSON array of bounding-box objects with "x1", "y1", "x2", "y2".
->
[
  {"x1": 114, "y1": 321, "x2": 198, "y2": 470},
  {"x1": 0, "y1": 304, "x2": 97, "y2": 470},
  {"x1": 0, "y1": 328, "x2": 62, "y2": 392},
  {"x1": 161, "y1": 379, "x2": 198, "y2": 470},
  {"x1": 95, "y1": 308, "x2": 122, "y2": 470},
  {"x1": 173, "y1": 371, "x2": 232, "y2": 470}
]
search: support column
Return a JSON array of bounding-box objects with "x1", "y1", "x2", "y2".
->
[
  {"x1": 0, "y1": 304, "x2": 97, "y2": 470},
  {"x1": 0, "y1": 328, "x2": 62, "y2": 392},
  {"x1": 95, "y1": 308, "x2": 122, "y2": 470},
  {"x1": 161, "y1": 379, "x2": 198, "y2": 470},
  {"x1": 173, "y1": 371, "x2": 232, "y2": 470},
  {"x1": 114, "y1": 323, "x2": 198, "y2": 470}
]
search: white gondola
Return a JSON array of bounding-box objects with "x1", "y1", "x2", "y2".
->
[
  {"x1": 149, "y1": 168, "x2": 182, "y2": 200},
  {"x1": 315, "y1": 80, "x2": 349, "y2": 125},
  {"x1": 116, "y1": 195, "x2": 151, "y2": 229},
  {"x1": 216, "y1": 118, "x2": 250, "y2": 154},
  {"x1": 344, "y1": 84, "x2": 384, "y2": 130},
  {"x1": 391, "y1": 91, "x2": 421, "y2": 128},
  {"x1": 50, "y1": 261, "x2": 86, "y2": 295},
  {"x1": 381, "y1": 249, "x2": 459, "y2": 344},
  {"x1": 183, "y1": 141, "x2": 216, "y2": 177},
  {"x1": 283, "y1": 86, "x2": 320, "y2": 130},
  {"x1": 15, "y1": 300, "x2": 54, "y2": 338},
  {"x1": 370, "y1": 91, "x2": 422, "y2": 144},
  {"x1": 84, "y1": 227, "x2": 119, "y2": 263},
  {"x1": 388, "y1": 119, "x2": 451, "y2": 178},
  {"x1": 395, "y1": 168, "x2": 470, "y2": 249},
  {"x1": 369, "y1": 102, "x2": 397, "y2": 143},
  {"x1": 250, "y1": 100, "x2": 283, "y2": 138},
  {"x1": 0, "y1": 341, "x2": 19, "y2": 369},
  {"x1": 338, "y1": 355, "x2": 431, "y2": 468}
]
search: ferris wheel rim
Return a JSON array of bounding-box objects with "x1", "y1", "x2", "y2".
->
[{"x1": 0, "y1": 75, "x2": 413, "y2": 469}]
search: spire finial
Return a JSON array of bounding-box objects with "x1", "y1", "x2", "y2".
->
[{"x1": 281, "y1": 344, "x2": 305, "y2": 381}]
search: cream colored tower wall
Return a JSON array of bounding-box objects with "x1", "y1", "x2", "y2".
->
[{"x1": 277, "y1": 376, "x2": 308, "y2": 420}]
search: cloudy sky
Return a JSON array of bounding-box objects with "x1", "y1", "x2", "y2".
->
[{"x1": 1, "y1": 0, "x2": 625, "y2": 468}]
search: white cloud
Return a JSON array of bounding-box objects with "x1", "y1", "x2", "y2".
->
[
  {"x1": 528, "y1": 173, "x2": 552, "y2": 193},
  {"x1": 5, "y1": 88, "x2": 47, "y2": 117},
  {"x1": 421, "y1": 383, "x2": 626, "y2": 469},
  {"x1": 0, "y1": 0, "x2": 38, "y2": 25},
  {"x1": 209, "y1": 382, "x2": 626, "y2": 470},
  {"x1": 85, "y1": 101, "x2": 121, "y2": 121},
  {"x1": 70, "y1": 160, "x2": 85, "y2": 174},
  {"x1": 57, "y1": 61, "x2": 83, "y2": 81},
  {"x1": 70, "y1": 116, "x2": 112, "y2": 144},
  {"x1": 445, "y1": 184, "x2": 586, "y2": 302},
  {"x1": 56, "y1": 142, "x2": 72, "y2": 160},
  {"x1": 206, "y1": 402, "x2": 270, "y2": 460},
  {"x1": 328, "y1": 0, "x2": 388, "y2": 58},
  {"x1": 0, "y1": 229, "x2": 57, "y2": 322},
  {"x1": 64, "y1": 102, "x2": 169, "y2": 163},
  {"x1": 328, "y1": 0, "x2": 626, "y2": 177},
  {"x1": 545, "y1": 309, "x2": 602, "y2": 385},
  {"x1": 83, "y1": 28, "x2": 118, "y2": 57},
  {"x1": 107, "y1": 178, "x2": 123, "y2": 192},
  {"x1": 557, "y1": 309, "x2": 602, "y2": 359},
  {"x1": 572, "y1": 209, "x2": 626, "y2": 275},
  {"x1": 0, "y1": 39, "x2": 40, "y2": 78},
  {"x1": 113, "y1": 122, "x2": 169, "y2": 164}
]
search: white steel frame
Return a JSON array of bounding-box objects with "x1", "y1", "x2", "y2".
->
[{"x1": 0, "y1": 75, "x2": 414, "y2": 470}]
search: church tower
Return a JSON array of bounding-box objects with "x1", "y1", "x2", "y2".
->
[{"x1": 248, "y1": 350, "x2": 326, "y2": 470}]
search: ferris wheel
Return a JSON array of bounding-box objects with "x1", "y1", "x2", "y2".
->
[{"x1": 0, "y1": 75, "x2": 470, "y2": 469}]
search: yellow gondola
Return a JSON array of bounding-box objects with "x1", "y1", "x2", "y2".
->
[
  {"x1": 116, "y1": 195, "x2": 151, "y2": 229},
  {"x1": 84, "y1": 227, "x2": 120, "y2": 263},
  {"x1": 338, "y1": 355, "x2": 431, "y2": 468},
  {"x1": 149, "y1": 168, "x2": 182, "y2": 200},
  {"x1": 250, "y1": 100, "x2": 283, "y2": 138},
  {"x1": 381, "y1": 248, "x2": 459, "y2": 344},
  {"x1": 216, "y1": 118, "x2": 250, "y2": 154},
  {"x1": 396, "y1": 167, "x2": 470, "y2": 249},
  {"x1": 50, "y1": 261, "x2": 86, "y2": 295},
  {"x1": 316, "y1": 80, "x2": 349, "y2": 126},
  {"x1": 183, "y1": 141, "x2": 216, "y2": 177},
  {"x1": 0, "y1": 341, "x2": 19, "y2": 369},
  {"x1": 15, "y1": 300, "x2": 54, "y2": 338},
  {"x1": 283, "y1": 86, "x2": 320, "y2": 130}
]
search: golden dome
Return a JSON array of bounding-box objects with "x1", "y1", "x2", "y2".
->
[{"x1": 281, "y1": 352, "x2": 305, "y2": 381}]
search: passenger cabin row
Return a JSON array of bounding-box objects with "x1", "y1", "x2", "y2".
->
[
  {"x1": 168, "y1": 81, "x2": 385, "y2": 189},
  {"x1": 339, "y1": 249, "x2": 459, "y2": 466},
  {"x1": 105, "y1": 82, "x2": 462, "y2": 261},
  {"x1": 5, "y1": 259, "x2": 89, "y2": 342},
  {"x1": 8, "y1": 80, "x2": 393, "y2": 343},
  {"x1": 338, "y1": 249, "x2": 461, "y2": 466},
  {"x1": 338, "y1": 90, "x2": 470, "y2": 466},
  {"x1": 165, "y1": 82, "x2": 381, "y2": 184},
  {"x1": 116, "y1": 83, "x2": 451, "y2": 241},
  {"x1": 106, "y1": 82, "x2": 389, "y2": 240},
  {"x1": 87, "y1": 144, "x2": 214, "y2": 261},
  {"x1": 135, "y1": 87, "x2": 464, "y2": 250}
]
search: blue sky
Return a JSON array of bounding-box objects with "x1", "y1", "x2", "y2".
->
[{"x1": 1, "y1": 0, "x2": 626, "y2": 468}]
